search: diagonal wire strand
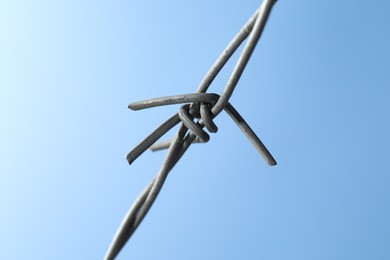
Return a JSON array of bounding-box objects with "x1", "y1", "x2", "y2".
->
[{"x1": 105, "y1": 1, "x2": 278, "y2": 259}]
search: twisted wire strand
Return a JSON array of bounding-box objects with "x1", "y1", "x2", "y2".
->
[{"x1": 105, "y1": 1, "x2": 278, "y2": 259}]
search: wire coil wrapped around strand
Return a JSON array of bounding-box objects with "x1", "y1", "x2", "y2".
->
[{"x1": 105, "y1": 0, "x2": 278, "y2": 259}]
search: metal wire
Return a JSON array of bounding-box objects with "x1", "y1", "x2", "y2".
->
[{"x1": 105, "y1": 1, "x2": 278, "y2": 259}]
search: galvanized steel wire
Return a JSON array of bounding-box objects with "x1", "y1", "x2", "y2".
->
[{"x1": 105, "y1": 0, "x2": 278, "y2": 259}]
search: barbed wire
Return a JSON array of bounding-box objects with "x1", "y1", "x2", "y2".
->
[{"x1": 105, "y1": 0, "x2": 278, "y2": 259}]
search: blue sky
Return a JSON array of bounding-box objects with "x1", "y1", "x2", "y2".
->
[{"x1": 1, "y1": 0, "x2": 390, "y2": 259}]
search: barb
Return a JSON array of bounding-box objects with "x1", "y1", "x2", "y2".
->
[{"x1": 105, "y1": 1, "x2": 278, "y2": 259}]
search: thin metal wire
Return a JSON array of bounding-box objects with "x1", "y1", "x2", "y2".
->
[{"x1": 105, "y1": 0, "x2": 278, "y2": 259}]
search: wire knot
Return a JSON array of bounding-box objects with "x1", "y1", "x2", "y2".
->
[{"x1": 179, "y1": 99, "x2": 218, "y2": 143}]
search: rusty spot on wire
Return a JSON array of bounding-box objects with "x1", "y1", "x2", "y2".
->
[{"x1": 105, "y1": 0, "x2": 278, "y2": 259}]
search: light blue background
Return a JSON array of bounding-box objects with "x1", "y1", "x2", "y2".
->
[{"x1": 1, "y1": 0, "x2": 389, "y2": 259}]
